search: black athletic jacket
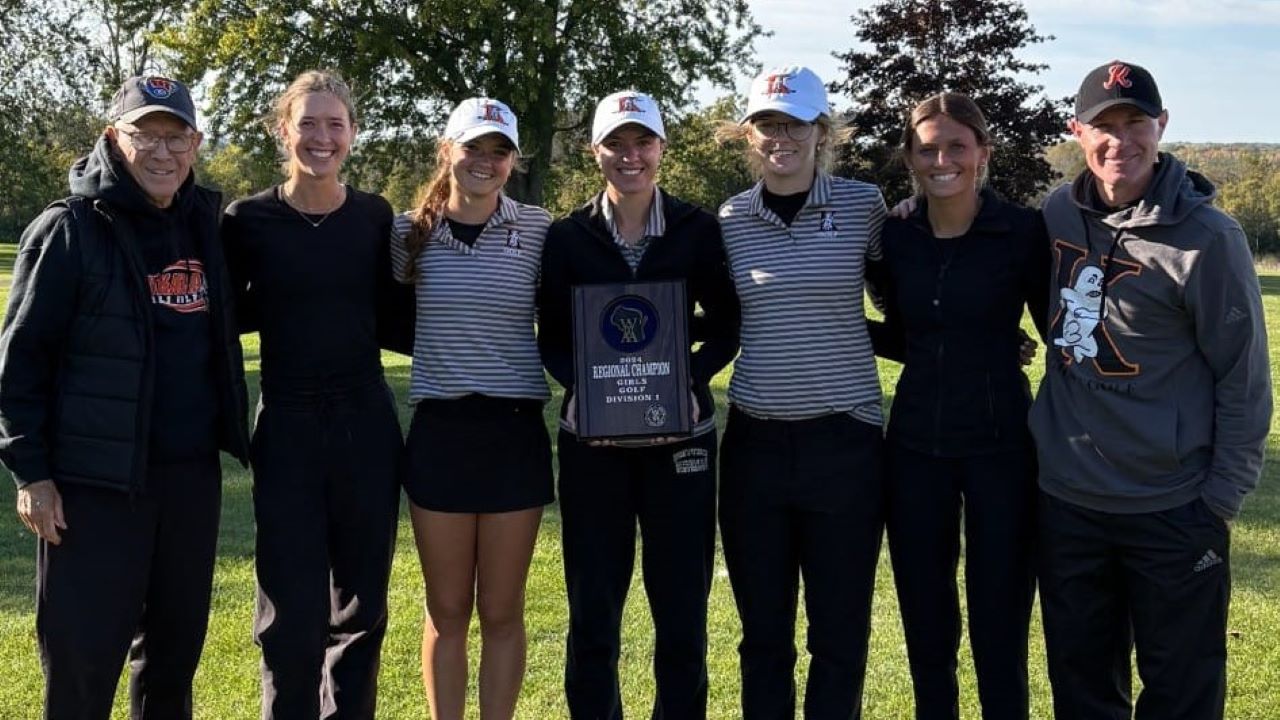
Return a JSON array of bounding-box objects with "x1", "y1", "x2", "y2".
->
[
  {"x1": 537, "y1": 191, "x2": 741, "y2": 426},
  {"x1": 0, "y1": 134, "x2": 250, "y2": 492},
  {"x1": 869, "y1": 188, "x2": 1049, "y2": 457}
]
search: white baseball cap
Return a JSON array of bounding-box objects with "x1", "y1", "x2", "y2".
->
[
  {"x1": 741, "y1": 66, "x2": 830, "y2": 123},
  {"x1": 591, "y1": 91, "x2": 666, "y2": 146},
  {"x1": 444, "y1": 97, "x2": 521, "y2": 153}
]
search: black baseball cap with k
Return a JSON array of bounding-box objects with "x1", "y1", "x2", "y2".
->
[
  {"x1": 1074, "y1": 60, "x2": 1163, "y2": 123},
  {"x1": 108, "y1": 76, "x2": 199, "y2": 131}
]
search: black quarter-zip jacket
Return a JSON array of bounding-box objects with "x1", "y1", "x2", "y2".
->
[
  {"x1": 869, "y1": 188, "x2": 1050, "y2": 457},
  {"x1": 537, "y1": 191, "x2": 741, "y2": 424}
]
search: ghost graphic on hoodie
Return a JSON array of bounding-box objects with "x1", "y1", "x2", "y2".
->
[{"x1": 1054, "y1": 265, "x2": 1104, "y2": 363}]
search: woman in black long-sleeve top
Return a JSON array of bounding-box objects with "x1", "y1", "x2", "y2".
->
[
  {"x1": 221, "y1": 70, "x2": 412, "y2": 720},
  {"x1": 869, "y1": 92, "x2": 1049, "y2": 720}
]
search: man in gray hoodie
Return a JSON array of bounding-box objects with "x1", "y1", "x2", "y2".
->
[{"x1": 1030, "y1": 60, "x2": 1271, "y2": 720}]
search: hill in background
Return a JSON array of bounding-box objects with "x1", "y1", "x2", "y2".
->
[{"x1": 1044, "y1": 143, "x2": 1280, "y2": 256}]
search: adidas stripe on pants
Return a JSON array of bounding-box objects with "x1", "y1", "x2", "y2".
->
[{"x1": 1037, "y1": 491, "x2": 1231, "y2": 720}]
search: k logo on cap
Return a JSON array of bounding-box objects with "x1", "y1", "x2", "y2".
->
[{"x1": 1074, "y1": 60, "x2": 1163, "y2": 124}]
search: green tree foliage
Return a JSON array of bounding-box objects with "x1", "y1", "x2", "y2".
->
[
  {"x1": 1205, "y1": 151, "x2": 1280, "y2": 255},
  {"x1": 345, "y1": 134, "x2": 439, "y2": 213},
  {"x1": 830, "y1": 0, "x2": 1068, "y2": 204},
  {"x1": 87, "y1": 0, "x2": 186, "y2": 95},
  {"x1": 196, "y1": 143, "x2": 282, "y2": 207},
  {"x1": 159, "y1": 0, "x2": 763, "y2": 206},
  {"x1": 0, "y1": 0, "x2": 192, "y2": 238},
  {"x1": 660, "y1": 96, "x2": 754, "y2": 211},
  {"x1": 1043, "y1": 141, "x2": 1280, "y2": 256},
  {"x1": 0, "y1": 0, "x2": 101, "y2": 238}
]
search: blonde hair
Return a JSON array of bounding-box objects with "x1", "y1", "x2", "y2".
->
[
  {"x1": 270, "y1": 70, "x2": 357, "y2": 176},
  {"x1": 714, "y1": 115, "x2": 853, "y2": 178}
]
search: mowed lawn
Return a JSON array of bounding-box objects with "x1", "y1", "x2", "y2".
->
[{"x1": 0, "y1": 240, "x2": 1277, "y2": 719}]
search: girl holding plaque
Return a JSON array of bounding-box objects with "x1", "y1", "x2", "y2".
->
[
  {"x1": 714, "y1": 66, "x2": 887, "y2": 718},
  {"x1": 872, "y1": 93, "x2": 1048, "y2": 720},
  {"x1": 537, "y1": 91, "x2": 740, "y2": 719},
  {"x1": 391, "y1": 97, "x2": 553, "y2": 720},
  {"x1": 222, "y1": 70, "x2": 411, "y2": 719}
]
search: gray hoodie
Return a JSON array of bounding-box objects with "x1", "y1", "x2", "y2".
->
[{"x1": 1030, "y1": 153, "x2": 1271, "y2": 519}]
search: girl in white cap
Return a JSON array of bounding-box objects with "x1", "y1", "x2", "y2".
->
[
  {"x1": 537, "y1": 90, "x2": 740, "y2": 719},
  {"x1": 715, "y1": 65, "x2": 887, "y2": 719},
  {"x1": 391, "y1": 97, "x2": 553, "y2": 720}
]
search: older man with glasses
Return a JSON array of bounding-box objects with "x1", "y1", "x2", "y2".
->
[{"x1": 0, "y1": 75, "x2": 250, "y2": 720}]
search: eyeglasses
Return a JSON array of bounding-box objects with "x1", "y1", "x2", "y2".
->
[
  {"x1": 115, "y1": 126, "x2": 196, "y2": 153},
  {"x1": 751, "y1": 119, "x2": 815, "y2": 141}
]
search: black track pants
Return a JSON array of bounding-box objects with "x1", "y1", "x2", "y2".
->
[
  {"x1": 37, "y1": 457, "x2": 222, "y2": 720},
  {"x1": 885, "y1": 442, "x2": 1036, "y2": 720},
  {"x1": 1038, "y1": 491, "x2": 1231, "y2": 720},
  {"x1": 251, "y1": 381, "x2": 403, "y2": 720},
  {"x1": 718, "y1": 408, "x2": 884, "y2": 720},
  {"x1": 558, "y1": 430, "x2": 718, "y2": 720}
]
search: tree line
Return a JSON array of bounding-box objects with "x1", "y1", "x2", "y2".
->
[
  {"x1": 1045, "y1": 142, "x2": 1280, "y2": 255},
  {"x1": 3, "y1": 0, "x2": 1277, "y2": 257}
]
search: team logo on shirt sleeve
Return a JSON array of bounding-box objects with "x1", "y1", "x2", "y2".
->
[{"x1": 147, "y1": 259, "x2": 209, "y2": 313}]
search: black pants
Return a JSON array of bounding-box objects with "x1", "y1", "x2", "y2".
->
[
  {"x1": 559, "y1": 429, "x2": 718, "y2": 720},
  {"x1": 37, "y1": 456, "x2": 222, "y2": 720},
  {"x1": 1038, "y1": 491, "x2": 1231, "y2": 720},
  {"x1": 718, "y1": 408, "x2": 884, "y2": 720},
  {"x1": 251, "y1": 380, "x2": 403, "y2": 720},
  {"x1": 885, "y1": 442, "x2": 1036, "y2": 720}
]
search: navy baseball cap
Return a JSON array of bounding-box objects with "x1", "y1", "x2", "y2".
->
[
  {"x1": 1074, "y1": 60, "x2": 1162, "y2": 123},
  {"x1": 108, "y1": 76, "x2": 199, "y2": 130}
]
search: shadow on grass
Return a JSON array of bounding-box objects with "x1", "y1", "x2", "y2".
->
[{"x1": 1260, "y1": 276, "x2": 1280, "y2": 297}]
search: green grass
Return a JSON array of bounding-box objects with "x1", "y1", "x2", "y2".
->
[{"x1": 0, "y1": 239, "x2": 1277, "y2": 718}]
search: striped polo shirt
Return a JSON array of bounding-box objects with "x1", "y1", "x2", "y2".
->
[
  {"x1": 718, "y1": 172, "x2": 886, "y2": 424},
  {"x1": 601, "y1": 187, "x2": 666, "y2": 272},
  {"x1": 390, "y1": 194, "x2": 551, "y2": 402}
]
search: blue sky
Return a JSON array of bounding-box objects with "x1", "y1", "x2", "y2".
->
[{"x1": 722, "y1": 0, "x2": 1280, "y2": 143}]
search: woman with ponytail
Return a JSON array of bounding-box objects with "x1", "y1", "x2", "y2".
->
[
  {"x1": 221, "y1": 69, "x2": 411, "y2": 720},
  {"x1": 390, "y1": 98, "x2": 553, "y2": 720}
]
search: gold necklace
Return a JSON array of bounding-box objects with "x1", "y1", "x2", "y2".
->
[{"x1": 282, "y1": 185, "x2": 346, "y2": 228}]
